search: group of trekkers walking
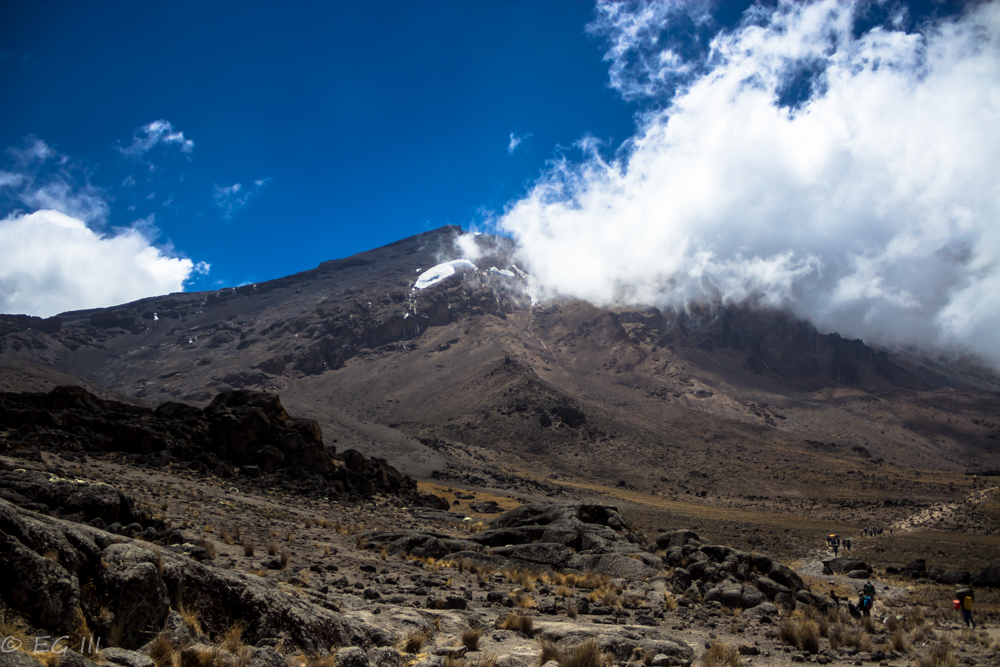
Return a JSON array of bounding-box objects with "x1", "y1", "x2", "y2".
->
[{"x1": 826, "y1": 534, "x2": 852, "y2": 556}]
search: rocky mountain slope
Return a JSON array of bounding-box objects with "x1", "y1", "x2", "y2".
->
[{"x1": 0, "y1": 226, "x2": 997, "y2": 506}]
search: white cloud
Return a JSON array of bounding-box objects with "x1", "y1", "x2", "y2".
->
[
  {"x1": 1, "y1": 138, "x2": 109, "y2": 225},
  {"x1": 118, "y1": 119, "x2": 194, "y2": 158},
  {"x1": 0, "y1": 210, "x2": 203, "y2": 317},
  {"x1": 500, "y1": 0, "x2": 1000, "y2": 367},
  {"x1": 213, "y1": 178, "x2": 270, "y2": 219},
  {"x1": 508, "y1": 132, "x2": 531, "y2": 154}
]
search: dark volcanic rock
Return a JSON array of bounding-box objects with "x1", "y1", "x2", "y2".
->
[
  {"x1": 823, "y1": 558, "x2": 871, "y2": 575},
  {"x1": 0, "y1": 386, "x2": 421, "y2": 502},
  {"x1": 972, "y1": 562, "x2": 1000, "y2": 588},
  {"x1": 0, "y1": 470, "x2": 136, "y2": 525},
  {"x1": 0, "y1": 497, "x2": 371, "y2": 652}
]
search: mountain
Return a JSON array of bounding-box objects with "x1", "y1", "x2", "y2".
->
[{"x1": 2, "y1": 225, "x2": 999, "y2": 509}]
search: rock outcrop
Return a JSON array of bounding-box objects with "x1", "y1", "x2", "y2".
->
[
  {"x1": 361, "y1": 502, "x2": 822, "y2": 614},
  {"x1": 0, "y1": 497, "x2": 370, "y2": 652},
  {"x1": 0, "y1": 386, "x2": 433, "y2": 504}
]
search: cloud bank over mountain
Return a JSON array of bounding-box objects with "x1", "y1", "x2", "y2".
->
[{"x1": 499, "y1": 0, "x2": 1000, "y2": 367}]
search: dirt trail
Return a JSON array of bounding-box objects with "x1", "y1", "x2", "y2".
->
[{"x1": 787, "y1": 490, "x2": 997, "y2": 609}]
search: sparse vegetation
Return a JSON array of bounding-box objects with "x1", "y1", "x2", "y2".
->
[
  {"x1": 916, "y1": 643, "x2": 958, "y2": 667},
  {"x1": 498, "y1": 613, "x2": 534, "y2": 636},
  {"x1": 148, "y1": 633, "x2": 174, "y2": 667},
  {"x1": 399, "y1": 629, "x2": 430, "y2": 654},
  {"x1": 179, "y1": 604, "x2": 203, "y2": 636},
  {"x1": 702, "y1": 642, "x2": 744, "y2": 667},
  {"x1": 556, "y1": 638, "x2": 609, "y2": 667},
  {"x1": 461, "y1": 627, "x2": 482, "y2": 651}
]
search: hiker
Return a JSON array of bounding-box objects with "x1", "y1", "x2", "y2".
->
[
  {"x1": 863, "y1": 580, "x2": 876, "y2": 601},
  {"x1": 833, "y1": 542, "x2": 839, "y2": 556},
  {"x1": 830, "y1": 590, "x2": 840, "y2": 608},
  {"x1": 956, "y1": 587, "x2": 975, "y2": 629},
  {"x1": 858, "y1": 592, "x2": 872, "y2": 617},
  {"x1": 845, "y1": 538, "x2": 852, "y2": 551}
]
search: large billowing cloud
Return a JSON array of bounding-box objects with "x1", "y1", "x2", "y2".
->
[
  {"x1": 0, "y1": 137, "x2": 208, "y2": 317},
  {"x1": 499, "y1": 0, "x2": 1000, "y2": 367},
  {"x1": 0, "y1": 210, "x2": 206, "y2": 318}
]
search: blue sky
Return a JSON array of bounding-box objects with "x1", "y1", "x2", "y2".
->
[
  {"x1": 1, "y1": 1, "x2": 646, "y2": 299},
  {"x1": 5, "y1": 0, "x2": 997, "y2": 374}
]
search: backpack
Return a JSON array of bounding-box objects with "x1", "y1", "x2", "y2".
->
[
  {"x1": 863, "y1": 582, "x2": 875, "y2": 597},
  {"x1": 862, "y1": 596, "x2": 873, "y2": 610}
]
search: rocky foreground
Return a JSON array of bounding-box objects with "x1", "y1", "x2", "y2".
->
[
  {"x1": 0, "y1": 460, "x2": 999, "y2": 667},
  {"x1": 1, "y1": 386, "x2": 999, "y2": 667}
]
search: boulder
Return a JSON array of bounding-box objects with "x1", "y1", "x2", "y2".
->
[
  {"x1": 972, "y1": 563, "x2": 1000, "y2": 588},
  {"x1": 335, "y1": 647, "x2": 370, "y2": 667},
  {"x1": 650, "y1": 530, "x2": 702, "y2": 550},
  {"x1": 940, "y1": 570, "x2": 971, "y2": 586},
  {"x1": 822, "y1": 558, "x2": 870, "y2": 575},
  {"x1": 901, "y1": 559, "x2": 927, "y2": 578},
  {"x1": 101, "y1": 544, "x2": 171, "y2": 648}
]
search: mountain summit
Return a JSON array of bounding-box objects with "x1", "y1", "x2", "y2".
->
[{"x1": 2, "y1": 226, "x2": 998, "y2": 502}]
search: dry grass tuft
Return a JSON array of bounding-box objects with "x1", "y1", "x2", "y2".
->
[
  {"x1": 537, "y1": 639, "x2": 561, "y2": 666},
  {"x1": 243, "y1": 540, "x2": 255, "y2": 557},
  {"x1": 179, "y1": 605, "x2": 203, "y2": 636},
  {"x1": 460, "y1": 628, "x2": 481, "y2": 652},
  {"x1": 778, "y1": 618, "x2": 798, "y2": 645},
  {"x1": 916, "y1": 643, "x2": 958, "y2": 667},
  {"x1": 511, "y1": 590, "x2": 536, "y2": 609},
  {"x1": 266, "y1": 541, "x2": 277, "y2": 556},
  {"x1": 399, "y1": 629, "x2": 430, "y2": 654},
  {"x1": 498, "y1": 613, "x2": 534, "y2": 636},
  {"x1": 220, "y1": 619, "x2": 245, "y2": 654},
  {"x1": 279, "y1": 550, "x2": 290, "y2": 569},
  {"x1": 663, "y1": 591, "x2": 678, "y2": 610},
  {"x1": 149, "y1": 633, "x2": 175, "y2": 667},
  {"x1": 828, "y1": 624, "x2": 843, "y2": 651},
  {"x1": 566, "y1": 602, "x2": 578, "y2": 619},
  {"x1": 799, "y1": 619, "x2": 820, "y2": 654},
  {"x1": 560, "y1": 638, "x2": 609, "y2": 667},
  {"x1": 702, "y1": 642, "x2": 744, "y2": 667}
]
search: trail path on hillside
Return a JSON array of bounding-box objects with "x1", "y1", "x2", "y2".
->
[
  {"x1": 788, "y1": 490, "x2": 998, "y2": 609},
  {"x1": 890, "y1": 485, "x2": 998, "y2": 533}
]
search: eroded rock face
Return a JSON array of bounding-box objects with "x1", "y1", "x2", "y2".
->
[
  {"x1": 0, "y1": 498, "x2": 370, "y2": 652},
  {"x1": 0, "y1": 386, "x2": 426, "y2": 503},
  {"x1": 0, "y1": 470, "x2": 136, "y2": 525}
]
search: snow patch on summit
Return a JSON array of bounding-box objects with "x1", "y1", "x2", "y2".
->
[{"x1": 414, "y1": 259, "x2": 478, "y2": 290}]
